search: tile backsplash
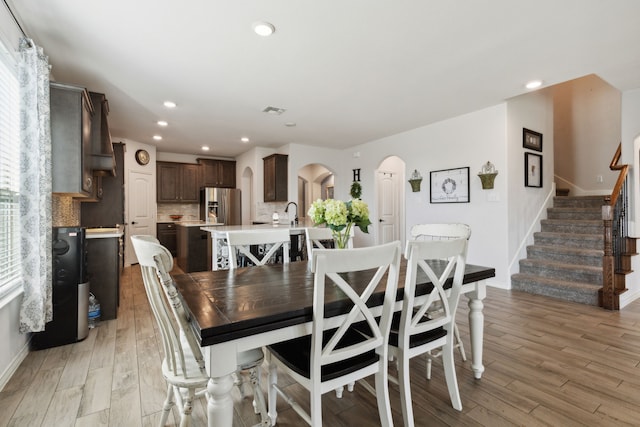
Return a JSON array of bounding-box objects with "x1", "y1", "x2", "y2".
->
[
  {"x1": 157, "y1": 203, "x2": 199, "y2": 222},
  {"x1": 52, "y1": 195, "x2": 81, "y2": 227}
]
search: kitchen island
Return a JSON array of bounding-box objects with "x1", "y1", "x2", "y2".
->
[{"x1": 201, "y1": 220, "x2": 313, "y2": 270}]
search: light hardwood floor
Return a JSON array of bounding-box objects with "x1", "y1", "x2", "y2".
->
[{"x1": 2, "y1": 263, "x2": 640, "y2": 426}]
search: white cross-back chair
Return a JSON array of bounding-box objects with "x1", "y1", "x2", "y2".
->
[
  {"x1": 131, "y1": 235, "x2": 269, "y2": 427},
  {"x1": 266, "y1": 241, "x2": 402, "y2": 426},
  {"x1": 304, "y1": 226, "x2": 354, "y2": 263},
  {"x1": 393, "y1": 238, "x2": 468, "y2": 425},
  {"x1": 226, "y1": 229, "x2": 290, "y2": 269},
  {"x1": 410, "y1": 223, "x2": 471, "y2": 379}
]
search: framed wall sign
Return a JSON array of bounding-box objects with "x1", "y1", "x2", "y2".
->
[
  {"x1": 525, "y1": 152, "x2": 542, "y2": 188},
  {"x1": 430, "y1": 167, "x2": 470, "y2": 203},
  {"x1": 523, "y1": 128, "x2": 543, "y2": 152}
]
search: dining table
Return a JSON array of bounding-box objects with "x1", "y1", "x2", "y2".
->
[{"x1": 172, "y1": 257, "x2": 495, "y2": 427}]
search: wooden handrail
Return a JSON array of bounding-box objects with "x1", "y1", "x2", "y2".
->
[{"x1": 608, "y1": 143, "x2": 628, "y2": 207}]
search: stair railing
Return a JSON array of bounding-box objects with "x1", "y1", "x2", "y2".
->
[{"x1": 602, "y1": 143, "x2": 628, "y2": 310}]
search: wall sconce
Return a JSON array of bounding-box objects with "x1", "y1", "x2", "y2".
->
[
  {"x1": 478, "y1": 161, "x2": 498, "y2": 189},
  {"x1": 408, "y1": 169, "x2": 423, "y2": 192}
]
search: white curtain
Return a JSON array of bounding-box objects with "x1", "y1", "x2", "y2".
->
[{"x1": 18, "y1": 38, "x2": 53, "y2": 333}]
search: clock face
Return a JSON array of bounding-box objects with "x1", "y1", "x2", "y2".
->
[{"x1": 135, "y1": 149, "x2": 150, "y2": 165}]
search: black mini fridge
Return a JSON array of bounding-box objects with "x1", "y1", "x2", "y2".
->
[{"x1": 31, "y1": 227, "x2": 90, "y2": 350}]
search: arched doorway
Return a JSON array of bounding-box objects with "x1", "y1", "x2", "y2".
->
[{"x1": 297, "y1": 163, "x2": 334, "y2": 219}]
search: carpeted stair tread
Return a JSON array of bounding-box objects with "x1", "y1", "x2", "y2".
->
[
  {"x1": 519, "y1": 258, "x2": 602, "y2": 274},
  {"x1": 527, "y1": 244, "x2": 603, "y2": 257},
  {"x1": 526, "y1": 245, "x2": 603, "y2": 266},
  {"x1": 511, "y1": 273, "x2": 600, "y2": 305}
]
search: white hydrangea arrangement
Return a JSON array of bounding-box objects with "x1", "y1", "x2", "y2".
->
[{"x1": 307, "y1": 197, "x2": 371, "y2": 248}]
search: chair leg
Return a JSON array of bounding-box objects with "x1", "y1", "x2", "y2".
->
[
  {"x1": 442, "y1": 339, "x2": 462, "y2": 411},
  {"x1": 425, "y1": 351, "x2": 433, "y2": 380},
  {"x1": 267, "y1": 355, "x2": 278, "y2": 425},
  {"x1": 453, "y1": 323, "x2": 467, "y2": 361},
  {"x1": 179, "y1": 388, "x2": 196, "y2": 427},
  {"x1": 374, "y1": 364, "x2": 394, "y2": 427},
  {"x1": 249, "y1": 366, "x2": 270, "y2": 426},
  {"x1": 160, "y1": 384, "x2": 175, "y2": 427},
  {"x1": 397, "y1": 356, "x2": 414, "y2": 427}
]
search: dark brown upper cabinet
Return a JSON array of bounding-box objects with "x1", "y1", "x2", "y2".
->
[
  {"x1": 198, "y1": 159, "x2": 236, "y2": 188},
  {"x1": 263, "y1": 154, "x2": 288, "y2": 202},
  {"x1": 157, "y1": 162, "x2": 200, "y2": 203}
]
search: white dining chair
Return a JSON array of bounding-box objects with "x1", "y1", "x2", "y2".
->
[
  {"x1": 304, "y1": 226, "x2": 354, "y2": 264},
  {"x1": 131, "y1": 235, "x2": 269, "y2": 427},
  {"x1": 266, "y1": 241, "x2": 402, "y2": 427},
  {"x1": 226, "y1": 229, "x2": 290, "y2": 269},
  {"x1": 410, "y1": 223, "x2": 471, "y2": 378},
  {"x1": 393, "y1": 238, "x2": 468, "y2": 425}
]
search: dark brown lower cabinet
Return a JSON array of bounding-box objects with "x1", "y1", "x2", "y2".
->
[
  {"x1": 177, "y1": 225, "x2": 209, "y2": 273},
  {"x1": 157, "y1": 222, "x2": 177, "y2": 256}
]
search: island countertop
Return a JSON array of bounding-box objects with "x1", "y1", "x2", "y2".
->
[{"x1": 200, "y1": 219, "x2": 316, "y2": 235}]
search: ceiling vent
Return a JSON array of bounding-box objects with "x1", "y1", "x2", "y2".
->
[{"x1": 262, "y1": 106, "x2": 286, "y2": 115}]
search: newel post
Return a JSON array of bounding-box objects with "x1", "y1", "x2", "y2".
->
[{"x1": 602, "y1": 204, "x2": 617, "y2": 310}]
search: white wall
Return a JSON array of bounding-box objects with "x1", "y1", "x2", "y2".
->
[
  {"x1": 344, "y1": 104, "x2": 510, "y2": 287},
  {"x1": 553, "y1": 75, "x2": 621, "y2": 194},
  {"x1": 506, "y1": 90, "x2": 555, "y2": 280}
]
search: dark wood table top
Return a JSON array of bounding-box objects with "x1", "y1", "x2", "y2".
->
[{"x1": 172, "y1": 259, "x2": 495, "y2": 347}]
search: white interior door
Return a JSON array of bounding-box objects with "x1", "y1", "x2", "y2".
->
[
  {"x1": 377, "y1": 171, "x2": 398, "y2": 244},
  {"x1": 126, "y1": 170, "x2": 155, "y2": 265}
]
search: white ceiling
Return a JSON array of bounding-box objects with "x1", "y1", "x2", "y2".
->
[{"x1": 9, "y1": 0, "x2": 640, "y2": 158}]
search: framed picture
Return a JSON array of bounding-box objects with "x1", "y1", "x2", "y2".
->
[
  {"x1": 523, "y1": 128, "x2": 543, "y2": 152},
  {"x1": 525, "y1": 152, "x2": 542, "y2": 188},
  {"x1": 430, "y1": 167, "x2": 470, "y2": 203}
]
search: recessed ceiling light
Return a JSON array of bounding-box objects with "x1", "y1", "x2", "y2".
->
[
  {"x1": 285, "y1": 122, "x2": 296, "y2": 127},
  {"x1": 253, "y1": 21, "x2": 275, "y2": 37},
  {"x1": 157, "y1": 120, "x2": 168, "y2": 126},
  {"x1": 201, "y1": 146, "x2": 210, "y2": 151},
  {"x1": 163, "y1": 101, "x2": 177, "y2": 108},
  {"x1": 241, "y1": 137, "x2": 250, "y2": 143},
  {"x1": 525, "y1": 80, "x2": 543, "y2": 90},
  {"x1": 153, "y1": 135, "x2": 162, "y2": 141}
]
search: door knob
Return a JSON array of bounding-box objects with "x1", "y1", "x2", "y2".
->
[
  {"x1": 379, "y1": 219, "x2": 384, "y2": 223},
  {"x1": 131, "y1": 221, "x2": 138, "y2": 225}
]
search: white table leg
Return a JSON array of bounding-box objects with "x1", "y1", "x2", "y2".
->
[
  {"x1": 207, "y1": 375, "x2": 235, "y2": 427},
  {"x1": 467, "y1": 281, "x2": 486, "y2": 379}
]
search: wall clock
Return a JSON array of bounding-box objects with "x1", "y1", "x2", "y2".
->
[{"x1": 135, "y1": 149, "x2": 150, "y2": 165}]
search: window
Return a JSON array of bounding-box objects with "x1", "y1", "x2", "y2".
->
[{"x1": 0, "y1": 49, "x2": 20, "y2": 297}]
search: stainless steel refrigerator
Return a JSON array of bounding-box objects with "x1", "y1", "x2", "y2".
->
[{"x1": 200, "y1": 188, "x2": 242, "y2": 225}]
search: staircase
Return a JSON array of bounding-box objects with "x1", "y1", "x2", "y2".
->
[{"x1": 511, "y1": 195, "x2": 605, "y2": 305}]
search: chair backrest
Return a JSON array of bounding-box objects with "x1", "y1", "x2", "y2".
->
[
  {"x1": 304, "y1": 226, "x2": 354, "y2": 264},
  {"x1": 410, "y1": 223, "x2": 471, "y2": 259},
  {"x1": 398, "y1": 238, "x2": 468, "y2": 350},
  {"x1": 310, "y1": 241, "x2": 402, "y2": 378},
  {"x1": 130, "y1": 235, "x2": 206, "y2": 378},
  {"x1": 226, "y1": 229, "x2": 290, "y2": 269},
  {"x1": 410, "y1": 223, "x2": 471, "y2": 241}
]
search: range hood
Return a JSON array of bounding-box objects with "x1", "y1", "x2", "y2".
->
[{"x1": 89, "y1": 92, "x2": 116, "y2": 176}]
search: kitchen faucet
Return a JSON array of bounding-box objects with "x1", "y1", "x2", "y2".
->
[{"x1": 284, "y1": 202, "x2": 298, "y2": 225}]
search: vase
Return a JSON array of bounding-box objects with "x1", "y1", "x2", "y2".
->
[{"x1": 332, "y1": 222, "x2": 353, "y2": 249}]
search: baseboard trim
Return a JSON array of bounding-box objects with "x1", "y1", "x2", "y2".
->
[{"x1": 0, "y1": 339, "x2": 30, "y2": 392}]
